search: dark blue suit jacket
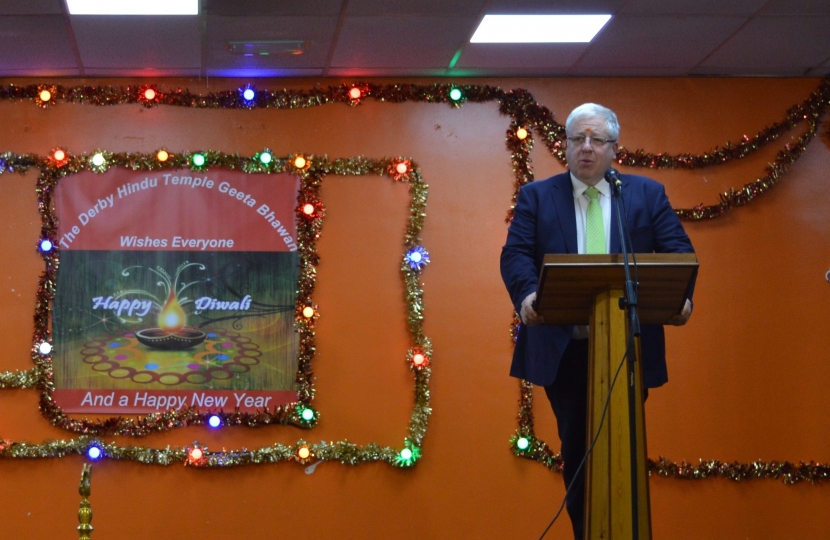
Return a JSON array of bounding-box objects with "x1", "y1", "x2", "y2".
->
[{"x1": 500, "y1": 171, "x2": 695, "y2": 389}]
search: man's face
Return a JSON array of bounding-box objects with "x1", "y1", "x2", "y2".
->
[{"x1": 564, "y1": 115, "x2": 619, "y2": 186}]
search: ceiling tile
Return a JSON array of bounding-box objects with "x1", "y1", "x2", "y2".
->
[
  {"x1": 327, "y1": 67, "x2": 457, "y2": 76},
  {"x1": 456, "y1": 43, "x2": 588, "y2": 70},
  {"x1": 206, "y1": 68, "x2": 324, "y2": 77},
  {"x1": 568, "y1": 65, "x2": 694, "y2": 76},
  {"x1": 0, "y1": 15, "x2": 77, "y2": 73},
  {"x1": 485, "y1": 0, "x2": 627, "y2": 14},
  {"x1": 762, "y1": 0, "x2": 830, "y2": 15},
  {"x1": 206, "y1": 0, "x2": 344, "y2": 17},
  {"x1": 699, "y1": 15, "x2": 830, "y2": 72},
  {"x1": 346, "y1": 0, "x2": 486, "y2": 16},
  {"x1": 577, "y1": 15, "x2": 746, "y2": 69},
  {"x1": 0, "y1": 0, "x2": 63, "y2": 15},
  {"x1": 205, "y1": 15, "x2": 337, "y2": 70},
  {"x1": 0, "y1": 68, "x2": 79, "y2": 76},
  {"x1": 332, "y1": 16, "x2": 476, "y2": 68},
  {"x1": 82, "y1": 67, "x2": 202, "y2": 76},
  {"x1": 70, "y1": 15, "x2": 201, "y2": 69},
  {"x1": 623, "y1": 0, "x2": 767, "y2": 15}
]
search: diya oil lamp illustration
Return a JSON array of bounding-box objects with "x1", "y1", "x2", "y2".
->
[
  {"x1": 135, "y1": 288, "x2": 206, "y2": 350},
  {"x1": 117, "y1": 261, "x2": 207, "y2": 350}
]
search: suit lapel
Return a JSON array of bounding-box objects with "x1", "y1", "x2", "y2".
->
[{"x1": 551, "y1": 172, "x2": 577, "y2": 254}]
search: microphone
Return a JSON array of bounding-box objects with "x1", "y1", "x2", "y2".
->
[{"x1": 605, "y1": 168, "x2": 622, "y2": 195}]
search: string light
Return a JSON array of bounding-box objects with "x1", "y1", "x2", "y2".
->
[
  {"x1": 300, "y1": 408, "x2": 314, "y2": 421},
  {"x1": 39, "y1": 239, "x2": 53, "y2": 253},
  {"x1": 208, "y1": 415, "x2": 221, "y2": 428},
  {"x1": 156, "y1": 150, "x2": 169, "y2": 162},
  {"x1": 298, "y1": 446, "x2": 310, "y2": 459},
  {"x1": 87, "y1": 446, "x2": 102, "y2": 460},
  {"x1": 39, "y1": 90, "x2": 52, "y2": 102},
  {"x1": 394, "y1": 444, "x2": 421, "y2": 466},
  {"x1": 395, "y1": 162, "x2": 408, "y2": 174},
  {"x1": 302, "y1": 306, "x2": 314, "y2": 318},
  {"x1": 449, "y1": 88, "x2": 463, "y2": 102},
  {"x1": 259, "y1": 152, "x2": 272, "y2": 164},
  {"x1": 349, "y1": 87, "x2": 362, "y2": 99},
  {"x1": 192, "y1": 153, "x2": 206, "y2": 167},
  {"x1": 91, "y1": 153, "x2": 105, "y2": 167},
  {"x1": 412, "y1": 353, "x2": 426, "y2": 366},
  {"x1": 405, "y1": 246, "x2": 430, "y2": 271},
  {"x1": 189, "y1": 448, "x2": 203, "y2": 460},
  {"x1": 53, "y1": 149, "x2": 65, "y2": 161},
  {"x1": 302, "y1": 203, "x2": 315, "y2": 215},
  {"x1": 144, "y1": 88, "x2": 156, "y2": 100},
  {"x1": 38, "y1": 342, "x2": 52, "y2": 355},
  {"x1": 516, "y1": 127, "x2": 528, "y2": 140},
  {"x1": 294, "y1": 156, "x2": 307, "y2": 168},
  {"x1": 516, "y1": 437, "x2": 530, "y2": 450}
]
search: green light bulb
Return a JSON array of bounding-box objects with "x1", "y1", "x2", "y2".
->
[
  {"x1": 192, "y1": 154, "x2": 205, "y2": 166},
  {"x1": 449, "y1": 88, "x2": 463, "y2": 101}
]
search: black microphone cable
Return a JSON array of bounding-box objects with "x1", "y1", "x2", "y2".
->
[{"x1": 537, "y1": 331, "x2": 636, "y2": 540}]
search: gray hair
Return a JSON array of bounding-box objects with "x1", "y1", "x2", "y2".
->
[{"x1": 565, "y1": 103, "x2": 620, "y2": 140}]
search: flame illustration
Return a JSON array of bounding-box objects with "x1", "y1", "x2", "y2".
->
[{"x1": 158, "y1": 289, "x2": 187, "y2": 334}]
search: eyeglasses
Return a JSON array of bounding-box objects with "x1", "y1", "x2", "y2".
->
[{"x1": 567, "y1": 135, "x2": 617, "y2": 148}]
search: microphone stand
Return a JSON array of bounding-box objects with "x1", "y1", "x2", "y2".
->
[{"x1": 609, "y1": 170, "x2": 641, "y2": 540}]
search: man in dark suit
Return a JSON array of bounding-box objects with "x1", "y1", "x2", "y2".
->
[{"x1": 500, "y1": 103, "x2": 695, "y2": 540}]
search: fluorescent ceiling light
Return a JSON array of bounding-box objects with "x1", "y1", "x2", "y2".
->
[
  {"x1": 67, "y1": 0, "x2": 198, "y2": 15},
  {"x1": 470, "y1": 14, "x2": 611, "y2": 43}
]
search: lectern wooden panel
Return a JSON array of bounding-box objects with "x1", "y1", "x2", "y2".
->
[
  {"x1": 534, "y1": 253, "x2": 698, "y2": 540},
  {"x1": 535, "y1": 253, "x2": 697, "y2": 326}
]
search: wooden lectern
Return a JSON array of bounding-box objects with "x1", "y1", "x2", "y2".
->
[{"x1": 535, "y1": 253, "x2": 698, "y2": 540}]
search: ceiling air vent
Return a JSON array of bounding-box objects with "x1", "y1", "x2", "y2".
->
[{"x1": 227, "y1": 40, "x2": 308, "y2": 56}]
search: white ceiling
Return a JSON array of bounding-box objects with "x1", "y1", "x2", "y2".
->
[{"x1": 0, "y1": 0, "x2": 828, "y2": 78}]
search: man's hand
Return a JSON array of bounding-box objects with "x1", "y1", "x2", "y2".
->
[
  {"x1": 668, "y1": 298, "x2": 693, "y2": 326},
  {"x1": 520, "y1": 292, "x2": 544, "y2": 327}
]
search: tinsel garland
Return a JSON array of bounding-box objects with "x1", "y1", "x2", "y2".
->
[
  {"x1": 0, "y1": 150, "x2": 431, "y2": 468},
  {"x1": 0, "y1": 435, "x2": 413, "y2": 468},
  {"x1": 3, "y1": 78, "x2": 829, "y2": 222},
  {"x1": 509, "y1": 384, "x2": 830, "y2": 485},
  {"x1": 1, "y1": 78, "x2": 828, "y2": 476},
  {"x1": 0, "y1": 368, "x2": 41, "y2": 389},
  {"x1": 500, "y1": 80, "x2": 830, "y2": 479}
]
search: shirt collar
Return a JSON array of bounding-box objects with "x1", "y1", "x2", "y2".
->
[{"x1": 570, "y1": 173, "x2": 611, "y2": 199}]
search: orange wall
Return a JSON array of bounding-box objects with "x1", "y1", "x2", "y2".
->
[{"x1": 1, "y1": 77, "x2": 829, "y2": 539}]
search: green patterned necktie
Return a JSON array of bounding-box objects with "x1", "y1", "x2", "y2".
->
[{"x1": 585, "y1": 186, "x2": 605, "y2": 254}]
